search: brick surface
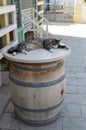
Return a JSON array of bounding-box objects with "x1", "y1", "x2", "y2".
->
[
  {"x1": 0, "y1": 113, "x2": 14, "y2": 129},
  {"x1": 61, "y1": 104, "x2": 81, "y2": 118},
  {"x1": 63, "y1": 117, "x2": 86, "y2": 130},
  {"x1": 66, "y1": 85, "x2": 78, "y2": 94},
  {"x1": 0, "y1": 85, "x2": 10, "y2": 119},
  {"x1": 64, "y1": 93, "x2": 86, "y2": 105},
  {"x1": 80, "y1": 105, "x2": 86, "y2": 118}
]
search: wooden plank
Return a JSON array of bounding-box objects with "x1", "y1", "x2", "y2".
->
[
  {"x1": 0, "y1": 0, "x2": 18, "y2": 88},
  {"x1": 0, "y1": 14, "x2": 10, "y2": 46},
  {"x1": 0, "y1": 51, "x2": 4, "y2": 59},
  {"x1": 0, "y1": 40, "x2": 18, "y2": 59},
  {"x1": 0, "y1": 0, "x2": 6, "y2": 5},
  {"x1": 0, "y1": 64, "x2": 2, "y2": 87},
  {"x1": 0, "y1": 5, "x2": 16, "y2": 15},
  {"x1": 0, "y1": 24, "x2": 17, "y2": 37}
]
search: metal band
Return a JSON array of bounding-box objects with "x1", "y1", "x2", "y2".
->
[
  {"x1": 16, "y1": 111, "x2": 61, "y2": 125},
  {"x1": 13, "y1": 99, "x2": 63, "y2": 113},
  {"x1": 11, "y1": 61, "x2": 63, "y2": 72},
  {"x1": 9, "y1": 73, "x2": 66, "y2": 88}
]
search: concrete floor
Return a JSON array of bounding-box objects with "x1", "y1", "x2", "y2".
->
[
  {"x1": 0, "y1": 22, "x2": 86, "y2": 130},
  {"x1": 43, "y1": 22, "x2": 86, "y2": 38}
]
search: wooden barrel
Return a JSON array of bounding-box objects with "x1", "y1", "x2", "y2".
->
[{"x1": 9, "y1": 60, "x2": 66, "y2": 125}]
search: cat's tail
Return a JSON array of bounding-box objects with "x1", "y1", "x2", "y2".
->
[{"x1": 7, "y1": 45, "x2": 18, "y2": 54}]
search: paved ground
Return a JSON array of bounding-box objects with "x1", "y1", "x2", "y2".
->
[{"x1": 0, "y1": 23, "x2": 86, "y2": 130}]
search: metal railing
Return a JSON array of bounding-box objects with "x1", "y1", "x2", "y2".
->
[{"x1": 22, "y1": 7, "x2": 49, "y2": 38}]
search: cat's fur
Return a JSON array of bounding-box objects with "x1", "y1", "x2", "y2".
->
[{"x1": 7, "y1": 38, "x2": 66, "y2": 54}]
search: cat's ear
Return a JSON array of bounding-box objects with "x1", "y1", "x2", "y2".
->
[
  {"x1": 58, "y1": 39, "x2": 61, "y2": 42},
  {"x1": 55, "y1": 39, "x2": 61, "y2": 44}
]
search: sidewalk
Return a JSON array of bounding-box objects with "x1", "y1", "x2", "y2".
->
[
  {"x1": 0, "y1": 23, "x2": 86, "y2": 130},
  {"x1": 43, "y1": 22, "x2": 86, "y2": 38}
]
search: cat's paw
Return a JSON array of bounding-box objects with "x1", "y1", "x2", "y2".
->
[
  {"x1": 12, "y1": 52, "x2": 16, "y2": 56},
  {"x1": 22, "y1": 50, "x2": 28, "y2": 54},
  {"x1": 24, "y1": 51, "x2": 28, "y2": 54},
  {"x1": 65, "y1": 46, "x2": 69, "y2": 50},
  {"x1": 53, "y1": 45, "x2": 58, "y2": 48},
  {"x1": 49, "y1": 49, "x2": 54, "y2": 53}
]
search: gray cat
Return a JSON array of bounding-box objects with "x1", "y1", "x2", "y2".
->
[{"x1": 7, "y1": 38, "x2": 66, "y2": 55}]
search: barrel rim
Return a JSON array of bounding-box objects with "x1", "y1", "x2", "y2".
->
[
  {"x1": 16, "y1": 111, "x2": 61, "y2": 125},
  {"x1": 3, "y1": 46, "x2": 71, "y2": 63},
  {"x1": 11, "y1": 61, "x2": 64, "y2": 72}
]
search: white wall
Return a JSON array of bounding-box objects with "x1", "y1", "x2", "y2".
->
[
  {"x1": 74, "y1": 0, "x2": 82, "y2": 4},
  {"x1": 82, "y1": 5, "x2": 86, "y2": 23},
  {"x1": 50, "y1": 0, "x2": 64, "y2": 5},
  {"x1": 49, "y1": 0, "x2": 75, "y2": 5},
  {"x1": 7, "y1": 0, "x2": 33, "y2": 9}
]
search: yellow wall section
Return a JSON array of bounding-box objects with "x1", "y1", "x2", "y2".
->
[
  {"x1": 74, "y1": 4, "x2": 82, "y2": 23},
  {"x1": 82, "y1": 0, "x2": 86, "y2": 5},
  {"x1": 0, "y1": 0, "x2": 10, "y2": 46},
  {"x1": 0, "y1": 0, "x2": 6, "y2": 5}
]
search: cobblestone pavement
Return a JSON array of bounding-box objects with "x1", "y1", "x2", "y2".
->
[{"x1": 0, "y1": 23, "x2": 86, "y2": 130}]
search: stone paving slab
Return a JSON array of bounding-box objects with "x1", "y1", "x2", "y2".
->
[
  {"x1": 61, "y1": 104, "x2": 81, "y2": 118},
  {"x1": 77, "y1": 86, "x2": 86, "y2": 94},
  {"x1": 64, "y1": 93, "x2": 86, "y2": 105},
  {"x1": 5, "y1": 102, "x2": 15, "y2": 113},
  {"x1": 80, "y1": 105, "x2": 86, "y2": 118},
  {"x1": 0, "y1": 85, "x2": 10, "y2": 119},
  {"x1": 0, "y1": 113, "x2": 14, "y2": 129},
  {"x1": 63, "y1": 117, "x2": 86, "y2": 130},
  {"x1": 66, "y1": 85, "x2": 78, "y2": 94}
]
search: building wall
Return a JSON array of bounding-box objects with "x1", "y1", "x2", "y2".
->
[
  {"x1": 75, "y1": 0, "x2": 82, "y2": 4},
  {"x1": 7, "y1": 0, "x2": 86, "y2": 23},
  {"x1": 82, "y1": 4, "x2": 86, "y2": 23},
  {"x1": 21, "y1": 0, "x2": 33, "y2": 9},
  {"x1": 7, "y1": 0, "x2": 33, "y2": 9},
  {"x1": 74, "y1": 0, "x2": 86, "y2": 23},
  {"x1": 7, "y1": 0, "x2": 10, "y2": 5}
]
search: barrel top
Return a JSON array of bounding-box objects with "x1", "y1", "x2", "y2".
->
[{"x1": 3, "y1": 44, "x2": 71, "y2": 63}]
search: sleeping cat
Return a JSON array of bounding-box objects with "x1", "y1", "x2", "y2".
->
[{"x1": 7, "y1": 38, "x2": 66, "y2": 55}]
